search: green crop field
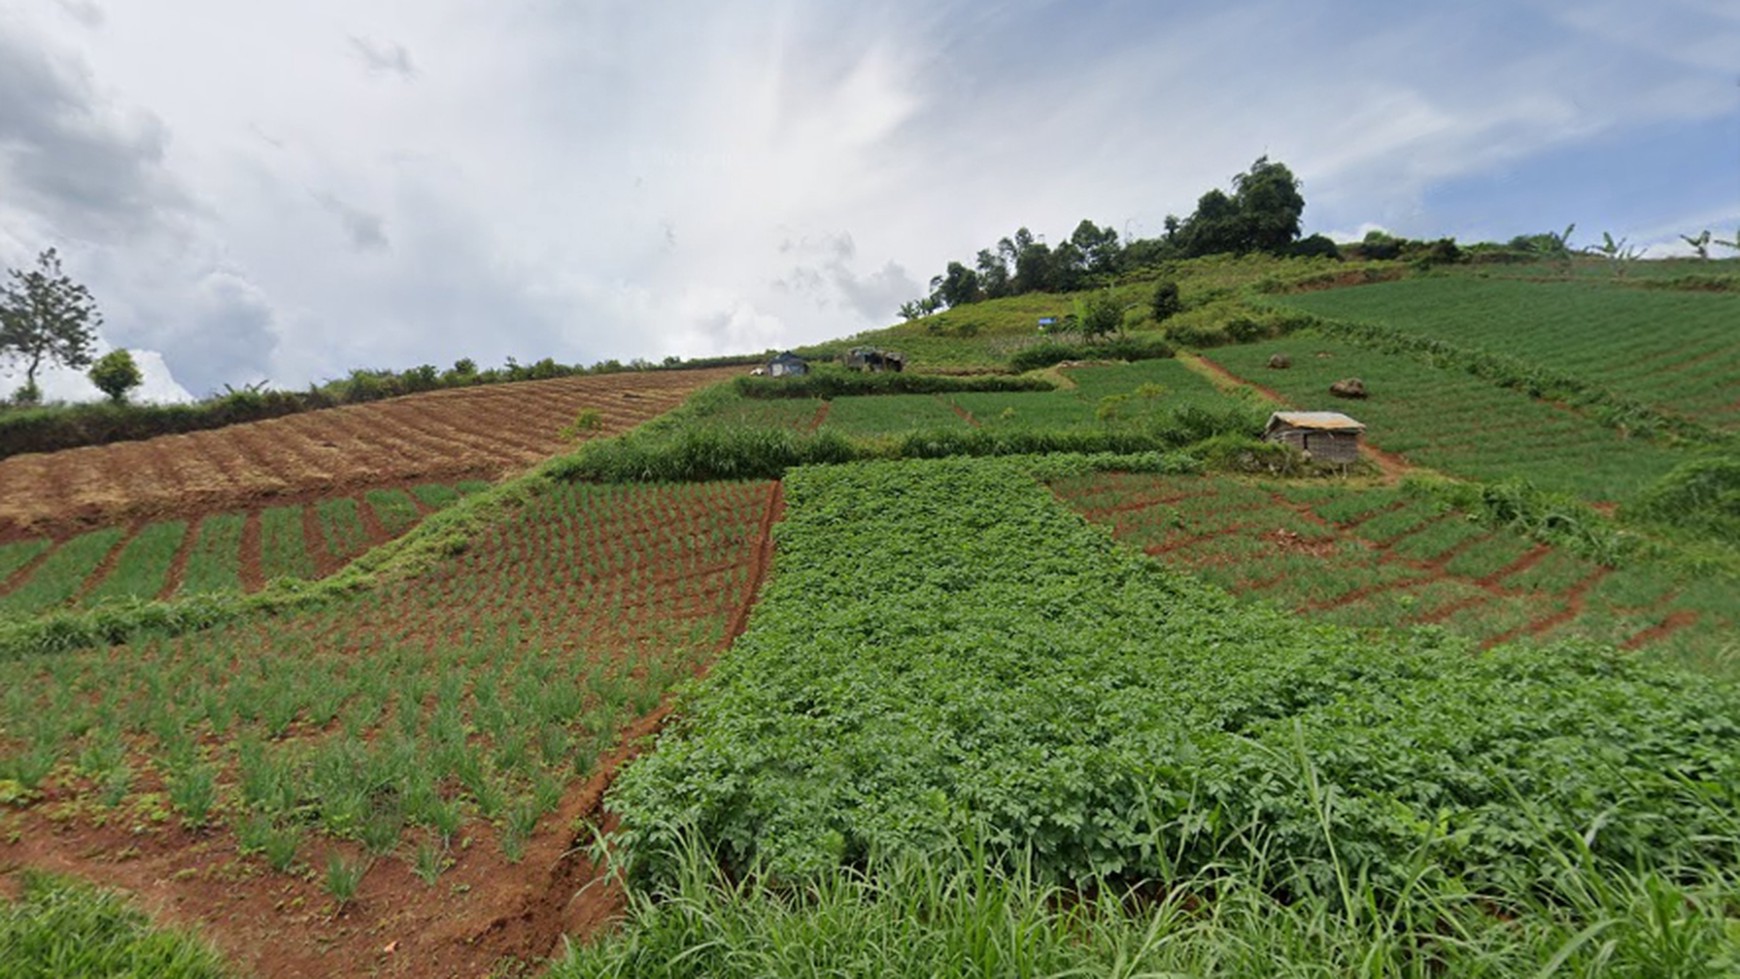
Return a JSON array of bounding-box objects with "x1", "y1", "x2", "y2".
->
[
  {"x1": 1206, "y1": 337, "x2": 1693, "y2": 501},
  {"x1": 0, "y1": 527, "x2": 124, "y2": 616},
  {"x1": 4, "y1": 254, "x2": 1740, "y2": 977},
  {"x1": 684, "y1": 359, "x2": 1255, "y2": 441},
  {"x1": 1277, "y1": 276, "x2": 1740, "y2": 427},
  {"x1": 81, "y1": 520, "x2": 187, "y2": 606},
  {"x1": 0, "y1": 480, "x2": 772, "y2": 885},
  {"x1": 313, "y1": 497, "x2": 371, "y2": 566},
  {"x1": 0, "y1": 481, "x2": 489, "y2": 616},
  {"x1": 259, "y1": 504, "x2": 317, "y2": 582},
  {"x1": 579, "y1": 459, "x2": 1740, "y2": 976},
  {"x1": 364, "y1": 488, "x2": 422, "y2": 537}
]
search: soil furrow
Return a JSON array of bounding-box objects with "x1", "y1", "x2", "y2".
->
[{"x1": 73, "y1": 522, "x2": 142, "y2": 602}]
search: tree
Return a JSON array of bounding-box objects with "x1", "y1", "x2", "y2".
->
[
  {"x1": 974, "y1": 249, "x2": 1011, "y2": 299},
  {"x1": 1230, "y1": 156, "x2": 1304, "y2": 253},
  {"x1": 0, "y1": 249, "x2": 101, "y2": 403},
  {"x1": 1680, "y1": 230, "x2": 1712, "y2": 260},
  {"x1": 1173, "y1": 157, "x2": 1306, "y2": 257},
  {"x1": 1069, "y1": 219, "x2": 1123, "y2": 275},
  {"x1": 88, "y1": 349, "x2": 143, "y2": 403},
  {"x1": 931, "y1": 261, "x2": 982, "y2": 308}
]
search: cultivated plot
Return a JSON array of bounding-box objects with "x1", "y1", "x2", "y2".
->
[
  {"x1": 0, "y1": 478, "x2": 778, "y2": 976},
  {"x1": 1053, "y1": 472, "x2": 1733, "y2": 670},
  {"x1": 1204, "y1": 339, "x2": 1691, "y2": 502},
  {"x1": 0, "y1": 366, "x2": 742, "y2": 537},
  {"x1": 1277, "y1": 277, "x2": 1740, "y2": 427},
  {"x1": 0, "y1": 481, "x2": 489, "y2": 615}
]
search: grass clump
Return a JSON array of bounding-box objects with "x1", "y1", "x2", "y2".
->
[
  {"x1": 556, "y1": 835, "x2": 1740, "y2": 979},
  {"x1": 0, "y1": 871, "x2": 232, "y2": 978}
]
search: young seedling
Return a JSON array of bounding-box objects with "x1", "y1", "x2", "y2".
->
[{"x1": 324, "y1": 853, "x2": 367, "y2": 911}]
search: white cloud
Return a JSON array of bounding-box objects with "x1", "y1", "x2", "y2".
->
[
  {"x1": 1, "y1": 0, "x2": 1733, "y2": 394},
  {"x1": 347, "y1": 36, "x2": 415, "y2": 80}
]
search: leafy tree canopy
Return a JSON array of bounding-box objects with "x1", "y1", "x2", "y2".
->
[
  {"x1": 89, "y1": 349, "x2": 143, "y2": 403},
  {"x1": 1, "y1": 248, "x2": 102, "y2": 403}
]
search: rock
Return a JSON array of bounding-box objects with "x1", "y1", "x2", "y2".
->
[
  {"x1": 1267, "y1": 353, "x2": 1292, "y2": 369},
  {"x1": 1329, "y1": 377, "x2": 1368, "y2": 399}
]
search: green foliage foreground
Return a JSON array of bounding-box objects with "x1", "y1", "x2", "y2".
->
[
  {"x1": 604, "y1": 459, "x2": 1740, "y2": 901},
  {"x1": 0, "y1": 872, "x2": 230, "y2": 978},
  {"x1": 556, "y1": 838, "x2": 1740, "y2": 978}
]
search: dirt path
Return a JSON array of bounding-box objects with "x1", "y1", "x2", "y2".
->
[{"x1": 938, "y1": 395, "x2": 981, "y2": 428}]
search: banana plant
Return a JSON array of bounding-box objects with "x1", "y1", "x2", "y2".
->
[{"x1": 1585, "y1": 231, "x2": 1643, "y2": 277}]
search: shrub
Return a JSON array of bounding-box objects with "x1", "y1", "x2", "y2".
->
[
  {"x1": 1628, "y1": 456, "x2": 1740, "y2": 544},
  {"x1": 1150, "y1": 280, "x2": 1183, "y2": 322},
  {"x1": 1008, "y1": 336, "x2": 1174, "y2": 372}
]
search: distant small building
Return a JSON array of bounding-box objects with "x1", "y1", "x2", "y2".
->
[
  {"x1": 766, "y1": 351, "x2": 808, "y2": 378},
  {"x1": 1264, "y1": 411, "x2": 1365, "y2": 464},
  {"x1": 844, "y1": 347, "x2": 905, "y2": 372}
]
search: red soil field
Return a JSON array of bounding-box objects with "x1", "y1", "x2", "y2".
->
[
  {"x1": 0, "y1": 367, "x2": 741, "y2": 540},
  {"x1": 0, "y1": 480, "x2": 784, "y2": 978}
]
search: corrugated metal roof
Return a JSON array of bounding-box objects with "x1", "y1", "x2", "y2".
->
[{"x1": 1266, "y1": 411, "x2": 1366, "y2": 432}]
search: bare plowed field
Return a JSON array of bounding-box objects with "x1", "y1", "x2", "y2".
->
[{"x1": 0, "y1": 367, "x2": 740, "y2": 539}]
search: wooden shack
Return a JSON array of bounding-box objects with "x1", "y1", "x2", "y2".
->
[{"x1": 1264, "y1": 411, "x2": 1365, "y2": 464}]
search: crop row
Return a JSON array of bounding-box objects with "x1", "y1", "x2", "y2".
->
[
  {"x1": 0, "y1": 478, "x2": 775, "y2": 883},
  {"x1": 1277, "y1": 276, "x2": 1740, "y2": 427},
  {"x1": 1052, "y1": 473, "x2": 1735, "y2": 671},
  {"x1": 605, "y1": 458, "x2": 1740, "y2": 900},
  {"x1": 1205, "y1": 338, "x2": 1691, "y2": 502},
  {"x1": 0, "y1": 481, "x2": 489, "y2": 617}
]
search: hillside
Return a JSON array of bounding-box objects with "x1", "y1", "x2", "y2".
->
[{"x1": 3, "y1": 253, "x2": 1739, "y2": 977}]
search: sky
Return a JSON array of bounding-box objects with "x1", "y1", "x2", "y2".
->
[{"x1": 2, "y1": 0, "x2": 1737, "y2": 403}]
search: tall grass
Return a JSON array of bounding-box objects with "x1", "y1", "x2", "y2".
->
[
  {"x1": 1, "y1": 871, "x2": 232, "y2": 978},
  {"x1": 555, "y1": 830, "x2": 1740, "y2": 978}
]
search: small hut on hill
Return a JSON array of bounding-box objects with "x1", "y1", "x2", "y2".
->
[
  {"x1": 1264, "y1": 411, "x2": 1365, "y2": 464},
  {"x1": 766, "y1": 351, "x2": 809, "y2": 378}
]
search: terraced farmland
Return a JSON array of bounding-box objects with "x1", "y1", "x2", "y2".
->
[
  {"x1": 1276, "y1": 276, "x2": 1740, "y2": 427},
  {"x1": 1203, "y1": 338, "x2": 1692, "y2": 501},
  {"x1": 0, "y1": 366, "x2": 741, "y2": 538},
  {"x1": 0, "y1": 478, "x2": 778, "y2": 977},
  {"x1": 0, "y1": 481, "x2": 488, "y2": 613},
  {"x1": 1052, "y1": 472, "x2": 1733, "y2": 670}
]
